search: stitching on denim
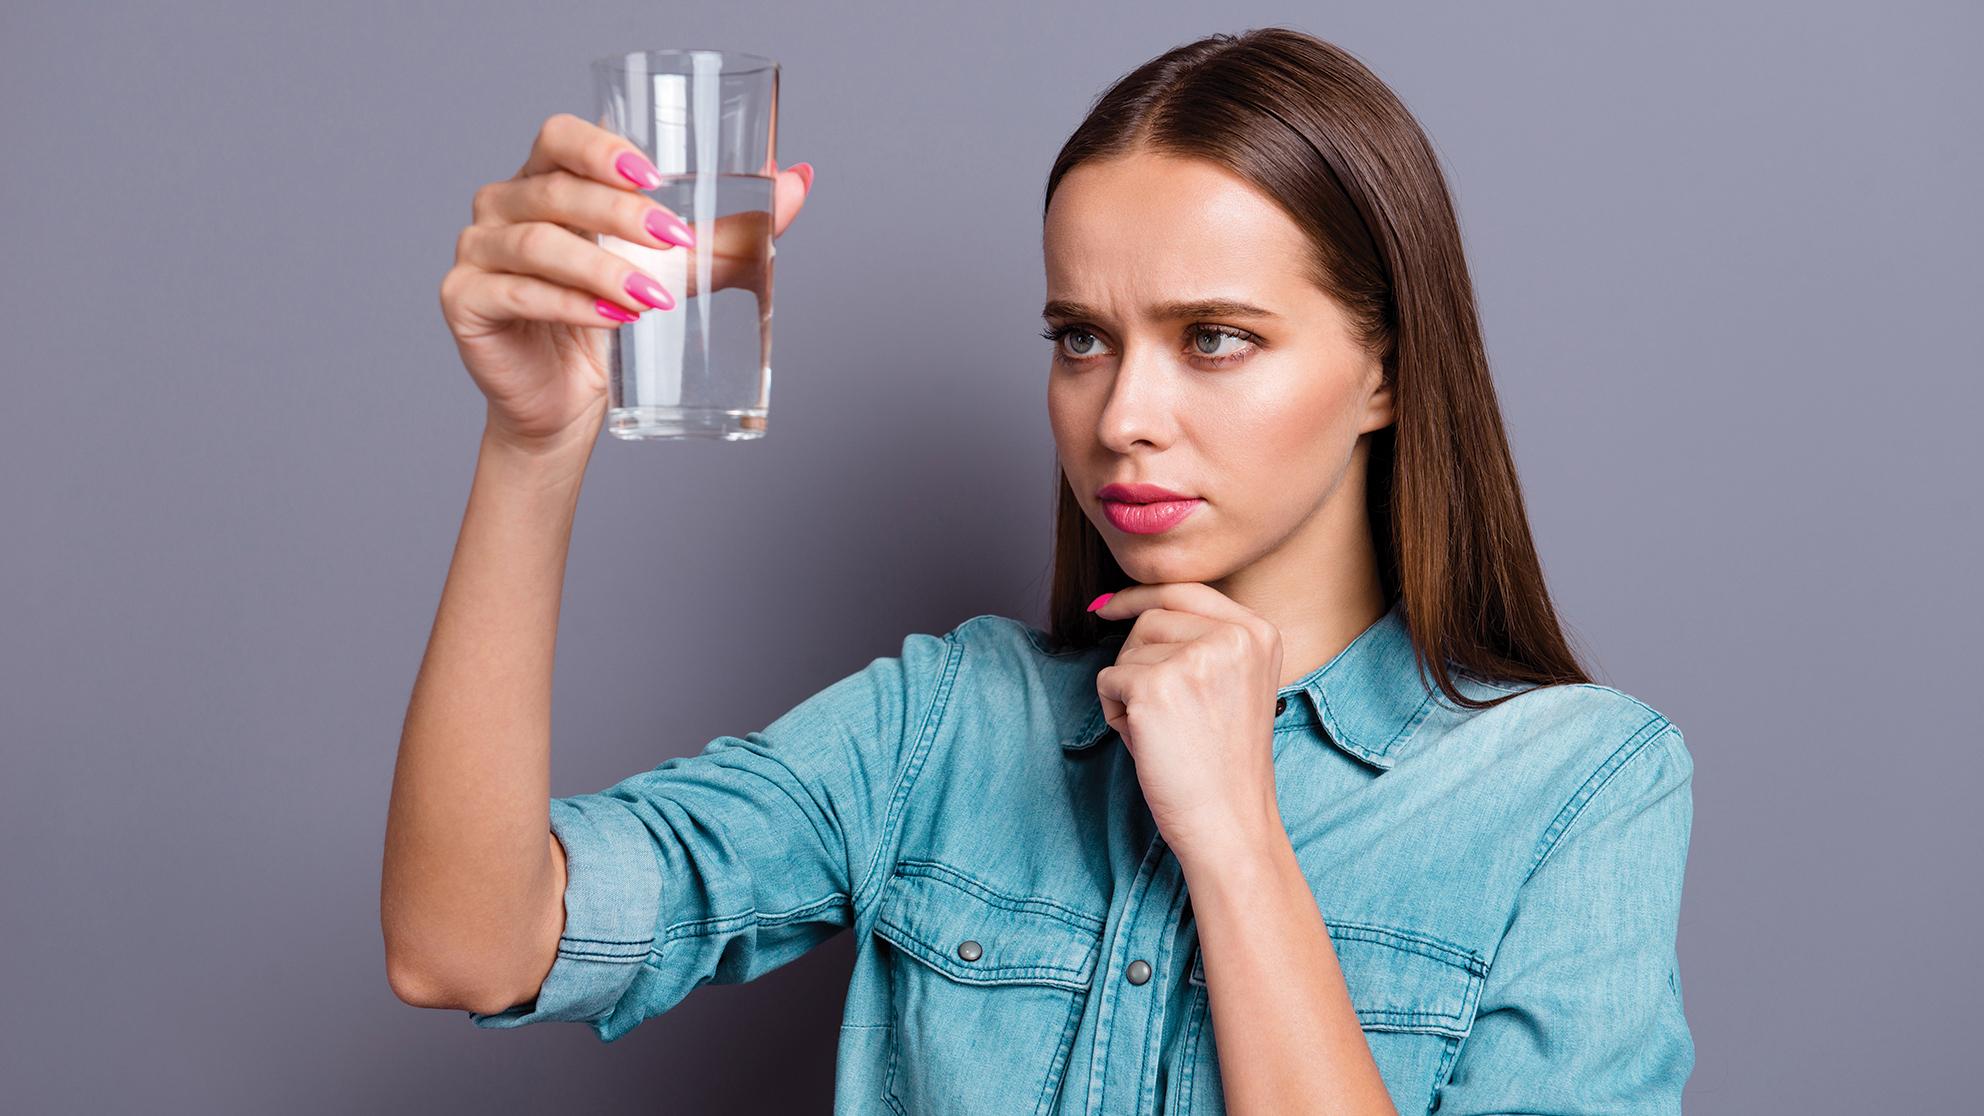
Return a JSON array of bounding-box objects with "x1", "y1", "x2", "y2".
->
[
  {"x1": 891, "y1": 858, "x2": 1108, "y2": 932},
  {"x1": 1132, "y1": 882, "x2": 1191, "y2": 1115},
  {"x1": 560, "y1": 935, "x2": 653, "y2": 946},
  {"x1": 1562, "y1": 682, "x2": 1671, "y2": 725},
  {"x1": 1376, "y1": 690, "x2": 1437, "y2": 757},
  {"x1": 1431, "y1": 1033, "x2": 1463, "y2": 1097},
  {"x1": 555, "y1": 945, "x2": 651, "y2": 962},
  {"x1": 882, "y1": 1016, "x2": 908, "y2": 1116},
  {"x1": 855, "y1": 624, "x2": 969, "y2": 917},
  {"x1": 1179, "y1": 983, "x2": 1210, "y2": 1109},
  {"x1": 1524, "y1": 715, "x2": 1674, "y2": 884},
  {"x1": 649, "y1": 744, "x2": 852, "y2": 934},
  {"x1": 660, "y1": 891, "x2": 850, "y2": 942},
  {"x1": 872, "y1": 915, "x2": 1095, "y2": 986},
  {"x1": 1032, "y1": 973, "x2": 1090, "y2": 1115},
  {"x1": 1324, "y1": 919, "x2": 1487, "y2": 973}
]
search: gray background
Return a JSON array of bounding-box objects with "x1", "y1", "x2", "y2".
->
[{"x1": 2, "y1": 1, "x2": 1975, "y2": 1111}]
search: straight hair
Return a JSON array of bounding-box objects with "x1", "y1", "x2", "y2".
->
[{"x1": 1039, "y1": 27, "x2": 1592, "y2": 710}]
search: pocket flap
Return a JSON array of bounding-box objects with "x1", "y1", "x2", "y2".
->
[
  {"x1": 873, "y1": 861, "x2": 1104, "y2": 990},
  {"x1": 1190, "y1": 919, "x2": 1485, "y2": 1038}
]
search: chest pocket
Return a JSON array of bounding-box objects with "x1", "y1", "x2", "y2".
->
[
  {"x1": 1176, "y1": 920, "x2": 1486, "y2": 1116},
  {"x1": 871, "y1": 860, "x2": 1105, "y2": 1116}
]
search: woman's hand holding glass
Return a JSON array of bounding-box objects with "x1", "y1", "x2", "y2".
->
[{"x1": 439, "y1": 112, "x2": 814, "y2": 453}]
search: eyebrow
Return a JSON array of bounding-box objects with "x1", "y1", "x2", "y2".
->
[{"x1": 1041, "y1": 297, "x2": 1283, "y2": 324}]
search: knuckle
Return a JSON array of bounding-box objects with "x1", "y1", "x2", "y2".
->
[
  {"x1": 514, "y1": 221, "x2": 556, "y2": 259},
  {"x1": 497, "y1": 277, "x2": 532, "y2": 315},
  {"x1": 544, "y1": 169, "x2": 581, "y2": 210},
  {"x1": 454, "y1": 224, "x2": 478, "y2": 260},
  {"x1": 523, "y1": 171, "x2": 559, "y2": 212}
]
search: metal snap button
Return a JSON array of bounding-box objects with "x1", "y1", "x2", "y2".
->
[
  {"x1": 1125, "y1": 959, "x2": 1151, "y2": 985},
  {"x1": 1275, "y1": 695, "x2": 1288, "y2": 716},
  {"x1": 956, "y1": 939, "x2": 982, "y2": 962}
]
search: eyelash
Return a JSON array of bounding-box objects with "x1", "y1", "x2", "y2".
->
[{"x1": 1037, "y1": 323, "x2": 1262, "y2": 369}]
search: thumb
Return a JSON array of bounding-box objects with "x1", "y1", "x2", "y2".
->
[{"x1": 771, "y1": 160, "x2": 814, "y2": 239}]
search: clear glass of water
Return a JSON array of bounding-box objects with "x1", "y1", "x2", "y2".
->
[{"x1": 591, "y1": 49, "x2": 779, "y2": 441}]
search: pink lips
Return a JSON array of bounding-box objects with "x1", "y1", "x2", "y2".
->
[
  {"x1": 1103, "y1": 499, "x2": 1202, "y2": 534},
  {"x1": 1097, "y1": 481, "x2": 1202, "y2": 536}
]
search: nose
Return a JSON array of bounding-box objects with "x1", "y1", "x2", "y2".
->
[{"x1": 1093, "y1": 341, "x2": 1178, "y2": 454}]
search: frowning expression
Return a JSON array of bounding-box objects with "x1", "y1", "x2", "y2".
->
[{"x1": 1043, "y1": 150, "x2": 1394, "y2": 584}]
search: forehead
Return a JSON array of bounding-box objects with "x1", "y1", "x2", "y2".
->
[{"x1": 1042, "y1": 152, "x2": 1313, "y2": 297}]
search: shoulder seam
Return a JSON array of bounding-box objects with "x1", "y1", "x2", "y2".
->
[
  {"x1": 852, "y1": 626, "x2": 969, "y2": 913},
  {"x1": 1522, "y1": 716, "x2": 1677, "y2": 885},
  {"x1": 1561, "y1": 682, "x2": 1671, "y2": 726}
]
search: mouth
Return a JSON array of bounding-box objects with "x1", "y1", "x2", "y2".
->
[
  {"x1": 1099, "y1": 493, "x2": 1203, "y2": 536},
  {"x1": 1097, "y1": 481, "x2": 1195, "y2": 504}
]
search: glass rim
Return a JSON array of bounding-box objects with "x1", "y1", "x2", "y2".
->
[{"x1": 589, "y1": 48, "x2": 778, "y2": 77}]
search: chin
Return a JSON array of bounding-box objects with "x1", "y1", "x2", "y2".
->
[{"x1": 1104, "y1": 545, "x2": 1220, "y2": 585}]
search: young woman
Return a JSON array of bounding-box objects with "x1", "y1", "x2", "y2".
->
[{"x1": 383, "y1": 27, "x2": 1694, "y2": 1116}]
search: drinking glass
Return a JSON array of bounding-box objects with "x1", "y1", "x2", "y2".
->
[{"x1": 591, "y1": 49, "x2": 780, "y2": 440}]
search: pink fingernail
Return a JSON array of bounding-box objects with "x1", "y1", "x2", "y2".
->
[
  {"x1": 615, "y1": 150, "x2": 663, "y2": 190},
  {"x1": 1086, "y1": 592, "x2": 1114, "y2": 612},
  {"x1": 624, "y1": 271, "x2": 675, "y2": 311},
  {"x1": 645, "y1": 208, "x2": 695, "y2": 248},
  {"x1": 791, "y1": 162, "x2": 815, "y2": 194},
  {"x1": 595, "y1": 299, "x2": 639, "y2": 323}
]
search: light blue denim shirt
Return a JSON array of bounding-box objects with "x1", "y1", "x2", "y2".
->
[{"x1": 468, "y1": 597, "x2": 1695, "y2": 1115}]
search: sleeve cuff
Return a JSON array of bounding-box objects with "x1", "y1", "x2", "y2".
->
[{"x1": 467, "y1": 794, "x2": 663, "y2": 1030}]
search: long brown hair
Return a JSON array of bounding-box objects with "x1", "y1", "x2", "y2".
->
[{"x1": 1039, "y1": 27, "x2": 1592, "y2": 711}]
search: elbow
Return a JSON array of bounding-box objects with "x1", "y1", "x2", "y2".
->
[
  {"x1": 386, "y1": 949, "x2": 532, "y2": 1016},
  {"x1": 386, "y1": 952, "x2": 456, "y2": 1009}
]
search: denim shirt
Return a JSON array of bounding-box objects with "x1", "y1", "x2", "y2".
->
[{"x1": 468, "y1": 597, "x2": 1695, "y2": 1115}]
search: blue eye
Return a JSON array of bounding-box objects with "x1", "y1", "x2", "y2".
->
[{"x1": 1038, "y1": 323, "x2": 1261, "y2": 368}]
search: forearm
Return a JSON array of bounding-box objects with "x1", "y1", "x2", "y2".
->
[
  {"x1": 1177, "y1": 823, "x2": 1399, "y2": 1116},
  {"x1": 381, "y1": 422, "x2": 593, "y2": 1001}
]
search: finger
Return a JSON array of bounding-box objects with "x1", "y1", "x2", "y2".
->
[
  {"x1": 442, "y1": 263, "x2": 650, "y2": 330},
  {"x1": 473, "y1": 168, "x2": 694, "y2": 253},
  {"x1": 1091, "y1": 581, "x2": 1265, "y2": 633},
  {"x1": 1094, "y1": 661, "x2": 1143, "y2": 715},
  {"x1": 770, "y1": 160, "x2": 814, "y2": 239},
  {"x1": 514, "y1": 112, "x2": 664, "y2": 193},
  {"x1": 1119, "y1": 606, "x2": 1218, "y2": 653},
  {"x1": 458, "y1": 220, "x2": 673, "y2": 316},
  {"x1": 1106, "y1": 642, "x2": 1180, "y2": 669}
]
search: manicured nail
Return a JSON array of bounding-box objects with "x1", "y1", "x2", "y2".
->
[
  {"x1": 645, "y1": 208, "x2": 695, "y2": 249},
  {"x1": 624, "y1": 271, "x2": 674, "y2": 311},
  {"x1": 595, "y1": 299, "x2": 639, "y2": 323},
  {"x1": 615, "y1": 150, "x2": 663, "y2": 190},
  {"x1": 791, "y1": 162, "x2": 815, "y2": 195},
  {"x1": 1086, "y1": 592, "x2": 1114, "y2": 613}
]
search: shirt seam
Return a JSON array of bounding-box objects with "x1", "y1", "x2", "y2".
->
[
  {"x1": 851, "y1": 621, "x2": 970, "y2": 915},
  {"x1": 1522, "y1": 714, "x2": 1676, "y2": 886}
]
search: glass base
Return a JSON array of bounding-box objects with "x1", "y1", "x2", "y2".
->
[{"x1": 608, "y1": 405, "x2": 768, "y2": 441}]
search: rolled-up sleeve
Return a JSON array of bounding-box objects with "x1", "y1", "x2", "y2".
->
[
  {"x1": 468, "y1": 625, "x2": 963, "y2": 1042},
  {"x1": 1433, "y1": 723, "x2": 1696, "y2": 1114}
]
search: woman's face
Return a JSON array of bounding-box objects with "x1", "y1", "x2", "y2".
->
[{"x1": 1044, "y1": 150, "x2": 1395, "y2": 593}]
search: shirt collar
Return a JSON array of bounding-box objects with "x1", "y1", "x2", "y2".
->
[{"x1": 1059, "y1": 595, "x2": 1435, "y2": 771}]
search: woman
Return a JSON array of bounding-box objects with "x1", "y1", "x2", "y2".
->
[{"x1": 383, "y1": 27, "x2": 1694, "y2": 1116}]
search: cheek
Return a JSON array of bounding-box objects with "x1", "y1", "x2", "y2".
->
[
  {"x1": 1046, "y1": 379, "x2": 1091, "y2": 454},
  {"x1": 1209, "y1": 375, "x2": 1358, "y2": 484}
]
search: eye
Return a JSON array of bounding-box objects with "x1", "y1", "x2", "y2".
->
[
  {"x1": 1186, "y1": 325, "x2": 1258, "y2": 366},
  {"x1": 1038, "y1": 323, "x2": 1262, "y2": 369},
  {"x1": 1039, "y1": 324, "x2": 1112, "y2": 361}
]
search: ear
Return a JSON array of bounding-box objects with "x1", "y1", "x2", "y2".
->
[{"x1": 1359, "y1": 356, "x2": 1396, "y2": 434}]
